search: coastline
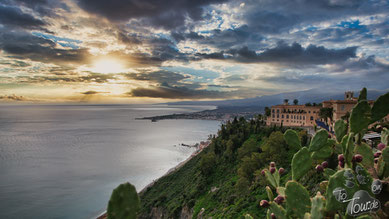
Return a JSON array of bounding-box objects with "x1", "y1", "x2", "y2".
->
[{"x1": 95, "y1": 140, "x2": 210, "y2": 219}]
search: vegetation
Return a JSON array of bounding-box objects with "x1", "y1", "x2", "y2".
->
[
  {"x1": 107, "y1": 88, "x2": 389, "y2": 218},
  {"x1": 259, "y1": 88, "x2": 389, "y2": 218},
  {"x1": 107, "y1": 182, "x2": 140, "y2": 219}
]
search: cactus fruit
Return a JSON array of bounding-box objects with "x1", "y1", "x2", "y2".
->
[
  {"x1": 260, "y1": 200, "x2": 270, "y2": 208},
  {"x1": 353, "y1": 154, "x2": 363, "y2": 163},
  {"x1": 274, "y1": 195, "x2": 284, "y2": 204},
  {"x1": 338, "y1": 154, "x2": 344, "y2": 162},
  {"x1": 338, "y1": 161, "x2": 344, "y2": 168},
  {"x1": 375, "y1": 158, "x2": 379, "y2": 164},
  {"x1": 316, "y1": 165, "x2": 324, "y2": 173},
  {"x1": 321, "y1": 161, "x2": 328, "y2": 168},
  {"x1": 261, "y1": 169, "x2": 266, "y2": 176},
  {"x1": 374, "y1": 152, "x2": 381, "y2": 158},
  {"x1": 378, "y1": 143, "x2": 386, "y2": 151},
  {"x1": 271, "y1": 213, "x2": 276, "y2": 219},
  {"x1": 270, "y1": 167, "x2": 276, "y2": 174},
  {"x1": 107, "y1": 182, "x2": 140, "y2": 219},
  {"x1": 278, "y1": 168, "x2": 285, "y2": 175},
  {"x1": 270, "y1": 162, "x2": 276, "y2": 167}
]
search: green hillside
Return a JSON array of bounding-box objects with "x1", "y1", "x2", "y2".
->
[{"x1": 137, "y1": 117, "x2": 313, "y2": 218}]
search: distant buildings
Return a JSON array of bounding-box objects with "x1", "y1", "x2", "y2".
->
[{"x1": 266, "y1": 91, "x2": 389, "y2": 131}]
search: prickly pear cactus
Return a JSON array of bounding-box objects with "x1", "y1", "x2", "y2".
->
[
  {"x1": 285, "y1": 181, "x2": 311, "y2": 218},
  {"x1": 259, "y1": 88, "x2": 389, "y2": 218},
  {"x1": 291, "y1": 147, "x2": 312, "y2": 181},
  {"x1": 107, "y1": 182, "x2": 140, "y2": 219},
  {"x1": 284, "y1": 129, "x2": 301, "y2": 150}
]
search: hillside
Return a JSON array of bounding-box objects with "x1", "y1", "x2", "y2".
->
[{"x1": 137, "y1": 117, "x2": 322, "y2": 218}]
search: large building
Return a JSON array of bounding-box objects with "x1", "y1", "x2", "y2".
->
[
  {"x1": 266, "y1": 91, "x2": 389, "y2": 130},
  {"x1": 266, "y1": 103, "x2": 321, "y2": 127}
]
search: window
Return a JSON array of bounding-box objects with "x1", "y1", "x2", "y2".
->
[
  {"x1": 309, "y1": 111, "x2": 311, "y2": 113},
  {"x1": 277, "y1": 114, "x2": 279, "y2": 118},
  {"x1": 272, "y1": 114, "x2": 275, "y2": 118},
  {"x1": 286, "y1": 115, "x2": 289, "y2": 119},
  {"x1": 282, "y1": 115, "x2": 284, "y2": 118},
  {"x1": 341, "y1": 105, "x2": 345, "y2": 111},
  {"x1": 272, "y1": 109, "x2": 275, "y2": 113},
  {"x1": 310, "y1": 116, "x2": 314, "y2": 120},
  {"x1": 303, "y1": 116, "x2": 305, "y2": 120},
  {"x1": 277, "y1": 109, "x2": 279, "y2": 113}
]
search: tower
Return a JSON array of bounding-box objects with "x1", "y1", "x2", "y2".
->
[{"x1": 344, "y1": 91, "x2": 354, "y2": 100}]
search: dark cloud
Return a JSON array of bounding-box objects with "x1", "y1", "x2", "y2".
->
[
  {"x1": 3, "y1": 0, "x2": 70, "y2": 17},
  {"x1": 77, "y1": 0, "x2": 229, "y2": 29},
  {"x1": 0, "y1": 4, "x2": 46, "y2": 30},
  {"x1": 0, "y1": 30, "x2": 90, "y2": 64},
  {"x1": 197, "y1": 42, "x2": 357, "y2": 65},
  {"x1": 172, "y1": 25, "x2": 264, "y2": 50},
  {"x1": 81, "y1": 90, "x2": 109, "y2": 95},
  {"x1": 127, "y1": 83, "x2": 230, "y2": 99},
  {"x1": 123, "y1": 70, "x2": 189, "y2": 85}
]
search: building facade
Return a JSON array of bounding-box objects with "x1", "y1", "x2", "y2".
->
[
  {"x1": 266, "y1": 104, "x2": 321, "y2": 127},
  {"x1": 266, "y1": 91, "x2": 389, "y2": 130}
]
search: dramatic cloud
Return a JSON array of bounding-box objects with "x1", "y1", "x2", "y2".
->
[
  {"x1": 77, "y1": 0, "x2": 229, "y2": 29},
  {"x1": 0, "y1": 4, "x2": 46, "y2": 30},
  {"x1": 128, "y1": 83, "x2": 231, "y2": 99},
  {"x1": 123, "y1": 70, "x2": 189, "y2": 85},
  {"x1": 0, "y1": 0, "x2": 388, "y2": 101},
  {"x1": 0, "y1": 30, "x2": 90, "y2": 64},
  {"x1": 197, "y1": 42, "x2": 357, "y2": 65}
]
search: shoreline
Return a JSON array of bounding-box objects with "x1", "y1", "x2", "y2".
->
[{"x1": 95, "y1": 140, "x2": 210, "y2": 219}]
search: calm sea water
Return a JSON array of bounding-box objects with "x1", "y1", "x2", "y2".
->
[{"x1": 0, "y1": 104, "x2": 220, "y2": 219}]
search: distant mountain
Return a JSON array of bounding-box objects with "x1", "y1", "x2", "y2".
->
[{"x1": 167, "y1": 88, "x2": 388, "y2": 108}]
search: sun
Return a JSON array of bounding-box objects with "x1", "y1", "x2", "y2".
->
[{"x1": 89, "y1": 58, "x2": 126, "y2": 74}]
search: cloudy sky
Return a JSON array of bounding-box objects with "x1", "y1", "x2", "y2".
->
[{"x1": 0, "y1": 0, "x2": 389, "y2": 103}]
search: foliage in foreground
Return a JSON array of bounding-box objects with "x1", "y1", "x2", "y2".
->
[{"x1": 108, "y1": 88, "x2": 389, "y2": 218}]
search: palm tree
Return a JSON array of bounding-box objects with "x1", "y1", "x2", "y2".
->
[{"x1": 293, "y1": 99, "x2": 298, "y2": 105}]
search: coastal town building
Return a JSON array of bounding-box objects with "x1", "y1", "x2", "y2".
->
[
  {"x1": 265, "y1": 103, "x2": 321, "y2": 127},
  {"x1": 266, "y1": 91, "x2": 389, "y2": 130}
]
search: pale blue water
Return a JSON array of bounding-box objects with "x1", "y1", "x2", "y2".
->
[{"x1": 0, "y1": 104, "x2": 220, "y2": 219}]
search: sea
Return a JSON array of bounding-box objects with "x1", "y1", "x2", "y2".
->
[{"x1": 0, "y1": 104, "x2": 220, "y2": 219}]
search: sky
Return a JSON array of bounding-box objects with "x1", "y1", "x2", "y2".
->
[{"x1": 0, "y1": 0, "x2": 389, "y2": 103}]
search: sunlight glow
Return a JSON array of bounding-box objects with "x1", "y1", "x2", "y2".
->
[{"x1": 89, "y1": 59, "x2": 126, "y2": 74}]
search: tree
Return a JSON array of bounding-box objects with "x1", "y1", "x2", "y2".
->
[
  {"x1": 305, "y1": 102, "x2": 312, "y2": 106},
  {"x1": 259, "y1": 131, "x2": 291, "y2": 168},
  {"x1": 293, "y1": 99, "x2": 299, "y2": 105},
  {"x1": 319, "y1": 107, "x2": 333, "y2": 125},
  {"x1": 283, "y1": 99, "x2": 289, "y2": 104},
  {"x1": 200, "y1": 152, "x2": 216, "y2": 175},
  {"x1": 237, "y1": 136, "x2": 260, "y2": 159},
  {"x1": 264, "y1": 107, "x2": 271, "y2": 117}
]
